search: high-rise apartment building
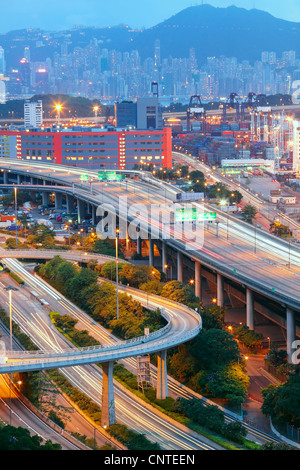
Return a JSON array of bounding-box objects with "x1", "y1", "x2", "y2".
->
[
  {"x1": 0, "y1": 47, "x2": 5, "y2": 75},
  {"x1": 24, "y1": 100, "x2": 43, "y2": 128}
]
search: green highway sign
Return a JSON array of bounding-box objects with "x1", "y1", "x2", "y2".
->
[
  {"x1": 175, "y1": 208, "x2": 217, "y2": 222},
  {"x1": 80, "y1": 174, "x2": 89, "y2": 181},
  {"x1": 98, "y1": 171, "x2": 125, "y2": 181}
]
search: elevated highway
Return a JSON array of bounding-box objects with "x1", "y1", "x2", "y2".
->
[{"x1": 0, "y1": 159, "x2": 299, "y2": 363}]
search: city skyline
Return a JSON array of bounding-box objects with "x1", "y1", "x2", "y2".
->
[{"x1": 0, "y1": 1, "x2": 299, "y2": 33}]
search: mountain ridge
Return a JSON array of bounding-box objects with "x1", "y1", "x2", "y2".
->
[{"x1": 1, "y1": 5, "x2": 300, "y2": 65}]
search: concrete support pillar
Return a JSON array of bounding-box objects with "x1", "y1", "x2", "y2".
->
[
  {"x1": 162, "y1": 242, "x2": 167, "y2": 275},
  {"x1": 137, "y1": 236, "x2": 142, "y2": 255},
  {"x1": 246, "y1": 288, "x2": 254, "y2": 330},
  {"x1": 3, "y1": 171, "x2": 8, "y2": 184},
  {"x1": 149, "y1": 236, "x2": 154, "y2": 267},
  {"x1": 286, "y1": 308, "x2": 296, "y2": 364},
  {"x1": 17, "y1": 174, "x2": 21, "y2": 184},
  {"x1": 217, "y1": 273, "x2": 224, "y2": 307},
  {"x1": 66, "y1": 195, "x2": 75, "y2": 214},
  {"x1": 177, "y1": 251, "x2": 183, "y2": 282},
  {"x1": 195, "y1": 261, "x2": 202, "y2": 300},
  {"x1": 101, "y1": 361, "x2": 116, "y2": 427},
  {"x1": 55, "y1": 192, "x2": 62, "y2": 210},
  {"x1": 30, "y1": 177, "x2": 34, "y2": 185},
  {"x1": 43, "y1": 179, "x2": 47, "y2": 186},
  {"x1": 77, "y1": 199, "x2": 86, "y2": 224},
  {"x1": 156, "y1": 350, "x2": 168, "y2": 400},
  {"x1": 91, "y1": 205, "x2": 96, "y2": 225},
  {"x1": 42, "y1": 192, "x2": 49, "y2": 206}
]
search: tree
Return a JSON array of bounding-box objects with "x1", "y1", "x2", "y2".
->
[
  {"x1": 270, "y1": 221, "x2": 292, "y2": 238},
  {"x1": 161, "y1": 280, "x2": 198, "y2": 308},
  {"x1": 93, "y1": 237, "x2": 125, "y2": 258},
  {"x1": 233, "y1": 324, "x2": 264, "y2": 350},
  {"x1": 201, "y1": 305, "x2": 226, "y2": 330},
  {"x1": 100, "y1": 261, "x2": 127, "y2": 281},
  {"x1": 267, "y1": 348, "x2": 288, "y2": 368},
  {"x1": 0, "y1": 425, "x2": 61, "y2": 450},
  {"x1": 65, "y1": 267, "x2": 98, "y2": 307},
  {"x1": 189, "y1": 170, "x2": 205, "y2": 183},
  {"x1": 120, "y1": 264, "x2": 160, "y2": 288},
  {"x1": 27, "y1": 224, "x2": 56, "y2": 248},
  {"x1": 168, "y1": 344, "x2": 198, "y2": 383},
  {"x1": 190, "y1": 329, "x2": 241, "y2": 371},
  {"x1": 139, "y1": 279, "x2": 164, "y2": 295},
  {"x1": 241, "y1": 204, "x2": 257, "y2": 224},
  {"x1": 195, "y1": 363, "x2": 249, "y2": 404},
  {"x1": 262, "y1": 375, "x2": 300, "y2": 428}
]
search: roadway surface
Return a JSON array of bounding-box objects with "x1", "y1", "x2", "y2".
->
[
  {"x1": 0, "y1": 254, "x2": 280, "y2": 447},
  {"x1": 0, "y1": 257, "x2": 217, "y2": 450},
  {"x1": 0, "y1": 159, "x2": 300, "y2": 315}
]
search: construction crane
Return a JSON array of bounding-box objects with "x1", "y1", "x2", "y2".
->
[
  {"x1": 186, "y1": 95, "x2": 206, "y2": 133},
  {"x1": 248, "y1": 94, "x2": 272, "y2": 142},
  {"x1": 240, "y1": 92, "x2": 257, "y2": 120},
  {"x1": 222, "y1": 92, "x2": 240, "y2": 122}
]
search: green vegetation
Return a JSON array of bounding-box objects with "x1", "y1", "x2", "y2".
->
[
  {"x1": 107, "y1": 424, "x2": 161, "y2": 450},
  {"x1": 262, "y1": 373, "x2": 300, "y2": 429},
  {"x1": 50, "y1": 312, "x2": 100, "y2": 348},
  {"x1": 175, "y1": 398, "x2": 247, "y2": 443},
  {"x1": 5, "y1": 238, "x2": 29, "y2": 250},
  {"x1": 47, "y1": 369, "x2": 102, "y2": 425},
  {"x1": 241, "y1": 204, "x2": 257, "y2": 224},
  {"x1": 270, "y1": 221, "x2": 292, "y2": 238},
  {"x1": 70, "y1": 432, "x2": 117, "y2": 450},
  {"x1": 7, "y1": 271, "x2": 25, "y2": 285},
  {"x1": 0, "y1": 424, "x2": 61, "y2": 450},
  {"x1": 48, "y1": 410, "x2": 65, "y2": 429},
  {"x1": 0, "y1": 306, "x2": 38, "y2": 351},
  {"x1": 99, "y1": 261, "x2": 200, "y2": 309},
  {"x1": 36, "y1": 256, "x2": 166, "y2": 339},
  {"x1": 260, "y1": 441, "x2": 296, "y2": 450},
  {"x1": 206, "y1": 182, "x2": 243, "y2": 204},
  {"x1": 26, "y1": 224, "x2": 56, "y2": 248},
  {"x1": 233, "y1": 324, "x2": 264, "y2": 350}
]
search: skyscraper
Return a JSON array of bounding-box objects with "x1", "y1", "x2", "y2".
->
[
  {"x1": 154, "y1": 40, "x2": 161, "y2": 71},
  {"x1": 0, "y1": 47, "x2": 5, "y2": 75}
]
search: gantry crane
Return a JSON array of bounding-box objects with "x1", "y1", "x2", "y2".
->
[{"x1": 186, "y1": 95, "x2": 206, "y2": 133}]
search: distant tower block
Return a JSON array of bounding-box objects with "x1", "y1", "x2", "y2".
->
[{"x1": 137, "y1": 354, "x2": 152, "y2": 393}]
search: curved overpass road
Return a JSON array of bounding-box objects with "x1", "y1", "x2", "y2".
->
[
  {"x1": 0, "y1": 258, "x2": 216, "y2": 450},
  {"x1": 0, "y1": 255, "x2": 279, "y2": 446}
]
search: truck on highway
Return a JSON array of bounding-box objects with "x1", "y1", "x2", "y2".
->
[{"x1": 176, "y1": 192, "x2": 204, "y2": 202}]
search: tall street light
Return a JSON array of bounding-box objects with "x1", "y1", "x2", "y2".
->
[
  {"x1": 116, "y1": 228, "x2": 120, "y2": 320},
  {"x1": 93, "y1": 105, "x2": 99, "y2": 124},
  {"x1": 55, "y1": 104, "x2": 62, "y2": 125},
  {"x1": 14, "y1": 187, "x2": 18, "y2": 246},
  {"x1": 5, "y1": 285, "x2": 18, "y2": 426}
]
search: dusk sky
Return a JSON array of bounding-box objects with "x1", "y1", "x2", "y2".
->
[{"x1": 0, "y1": 0, "x2": 299, "y2": 32}]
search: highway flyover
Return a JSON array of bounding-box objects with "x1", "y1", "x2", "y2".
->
[{"x1": 0, "y1": 158, "x2": 299, "y2": 361}]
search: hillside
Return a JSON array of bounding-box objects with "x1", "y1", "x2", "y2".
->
[{"x1": 130, "y1": 5, "x2": 300, "y2": 62}]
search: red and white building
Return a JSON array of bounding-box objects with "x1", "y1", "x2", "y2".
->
[{"x1": 0, "y1": 126, "x2": 172, "y2": 170}]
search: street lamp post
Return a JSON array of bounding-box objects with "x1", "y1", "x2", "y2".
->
[
  {"x1": 116, "y1": 229, "x2": 119, "y2": 320},
  {"x1": 93, "y1": 106, "x2": 99, "y2": 124},
  {"x1": 6, "y1": 286, "x2": 18, "y2": 426},
  {"x1": 14, "y1": 187, "x2": 18, "y2": 246},
  {"x1": 55, "y1": 104, "x2": 62, "y2": 125}
]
